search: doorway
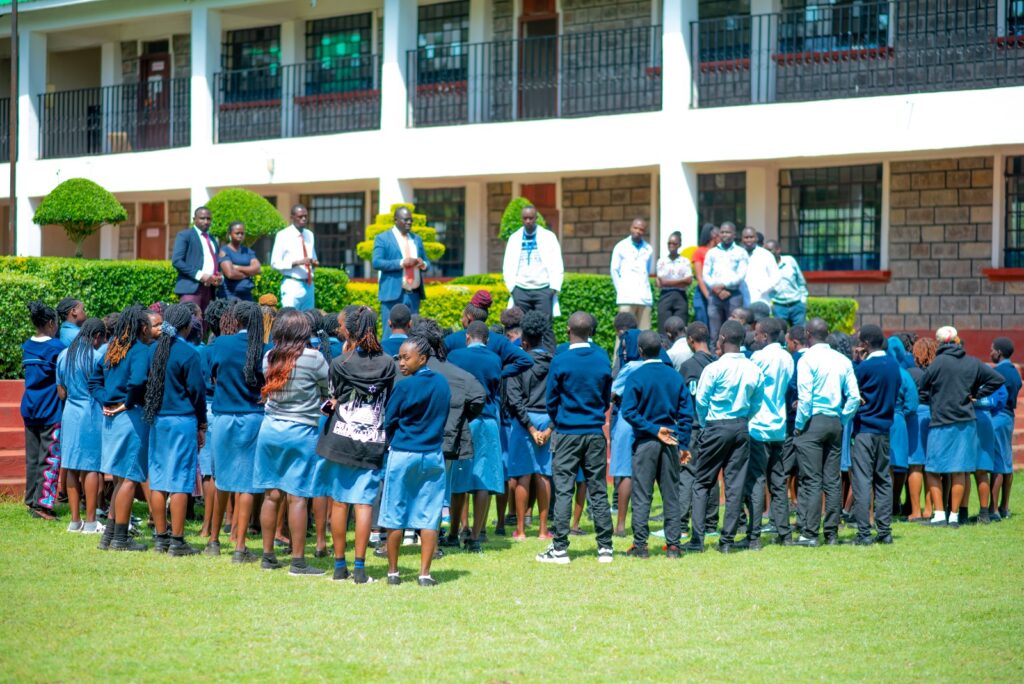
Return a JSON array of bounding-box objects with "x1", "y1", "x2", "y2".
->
[
  {"x1": 136, "y1": 202, "x2": 166, "y2": 260},
  {"x1": 518, "y1": 0, "x2": 558, "y2": 119},
  {"x1": 138, "y1": 41, "x2": 171, "y2": 150},
  {"x1": 521, "y1": 183, "x2": 559, "y2": 237}
]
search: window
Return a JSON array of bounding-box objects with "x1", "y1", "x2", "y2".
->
[
  {"x1": 222, "y1": 26, "x2": 282, "y2": 102},
  {"x1": 294, "y1": 193, "x2": 366, "y2": 277},
  {"x1": 1011, "y1": 1, "x2": 1024, "y2": 36},
  {"x1": 778, "y1": 164, "x2": 882, "y2": 271},
  {"x1": 778, "y1": 1, "x2": 889, "y2": 53},
  {"x1": 416, "y1": 0, "x2": 470, "y2": 85},
  {"x1": 698, "y1": 0, "x2": 751, "y2": 61},
  {"x1": 698, "y1": 172, "x2": 746, "y2": 231},
  {"x1": 414, "y1": 187, "x2": 465, "y2": 277},
  {"x1": 305, "y1": 14, "x2": 375, "y2": 95},
  {"x1": 1006, "y1": 156, "x2": 1024, "y2": 268}
]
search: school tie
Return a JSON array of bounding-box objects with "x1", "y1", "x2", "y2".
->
[
  {"x1": 300, "y1": 233, "x2": 312, "y2": 285},
  {"x1": 201, "y1": 231, "x2": 219, "y2": 277},
  {"x1": 401, "y1": 233, "x2": 415, "y2": 287}
]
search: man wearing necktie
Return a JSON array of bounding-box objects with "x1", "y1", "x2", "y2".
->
[
  {"x1": 373, "y1": 207, "x2": 428, "y2": 338},
  {"x1": 271, "y1": 204, "x2": 319, "y2": 311},
  {"x1": 172, "y1": 206, "x2": 224, "y2": 314}
]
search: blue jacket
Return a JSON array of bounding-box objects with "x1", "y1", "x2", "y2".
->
[
  {"x1": 384, "y1": 367, "x2": 450, "y2": 452},
  {"x1": 621, "y1": 360, "x2": 693, "y2": 445},
  {"x1": 372, "y1": 229, "x2": 428, "y2": 303},
  {"x1": 172, "y1": 227, "x2": 219, "y2": 295},
  {"x1": 444, "y1": 331, "x2": 533, "y2": 379},
  {"x1": 546, "y1": 344, "x2": 612, "y2": 435},
  {"x1": 448, "y1": 344, "x2": 503, "y2": 421}
]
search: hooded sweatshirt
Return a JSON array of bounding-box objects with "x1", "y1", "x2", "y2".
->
[
  {"x1": 918, "y1": 343, "x2": 1004, "y2": 427},
  {"x1": 505, "y1": 348, "x2": 553, "y2": 430}
]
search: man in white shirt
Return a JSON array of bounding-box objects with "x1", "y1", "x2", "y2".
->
[
  {"x1": 663, "y1": 315, "x2": 692, "y2": 372},
  {"x1": 271, "y1": 204, "x2": 318, "y2": 311},
  {"x1": 656, "y1": 230, "x2": 693, "y2": 330},
  {"x1": 701, "y1": 222, "x2": 749, "y2": 343},
  {"x1": 610, "y1": 218, "x2": 655, "y2": 330},
  {"x1": 502, "y1": 205, "x2": 564, "y2": 350},
  {"x1": 739, "y1": 227, "x2": 780, "y2": 308}
]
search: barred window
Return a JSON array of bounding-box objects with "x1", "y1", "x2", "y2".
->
[
  {"x1": 1006, "y1": 156, "x2": 1024, "y2": 268},
  {"x1": 305, "y1": 13, "x2": 375, "y2": 95},
  {"x1": 417, "y1": 0, "x2": 470, "y2": 85},
  {"x1": 698, "y1": 0, "x2": 751, "y2": 61},
  {"x1": 778, "y1": 1, "x2": 889, "y2": 53},
  {"x1": 298, "y1": 193, "x2": 366, "y2": 277},
  {"x1": 779, "y1": 164, "x2": 882, "y2": 272},
  {"x1": 222, "y1": 26, "x2": 281, "y2": 102},
  {"x1": 414, "y1": 187, "x2": 465, "y2": 277},
  {"x1": 1011, "y1": 1, "x2": 1024, "y2": 36},
  {"x1": 698, "y1": 172, "x2": 746, "y2": 232}
]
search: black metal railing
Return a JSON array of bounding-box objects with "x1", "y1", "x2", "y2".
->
[
  {"x1": 39, "y1": 79, "x2": 190, "y2": 159},
  {"x1": 692, "y1": 0, "x2": 1024, "y2": 108},
  {"x1": 0, "y1": 98, "x2": 9, "y2": 161},
  {"x1": 407, "y1": 25, "x2": 662, "y2": 127},
  {"x1": 214, "y1": 56, "x2": 381, "y2": 143}
]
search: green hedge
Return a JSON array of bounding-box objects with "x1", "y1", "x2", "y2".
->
[{"x1": 0, "y1": 272, "x2": 49, "y2": 378}]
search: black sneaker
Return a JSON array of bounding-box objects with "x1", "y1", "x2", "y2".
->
[
  {"x1": 203, "y1": 541, "x2": 221, "y2": 556},
  {"x1": 493, "y1": 526, "x2": 506, "y2": 537},
  {"x1": 111, "y1": 538, "x2": 148, "y2": 552},
  {"x1": 478, "y1": 531, "x2": 489, "y2": 544},
  {"x1": 776, "y1": 535, "x2": 796, "y2": 546},
  {"x1": 793, "y1": 536, "x2": 819, "y2": 547},
  {"x1": 535, "y1": 545, "x2": 570, "y2": 565},
  {"x1": 876, "y1": 534, "x2": 894, "y2": 545},
  {"x1": 331, "y1": 566, "x2": 350, "y2": 581},
  {"x1": 97, "y1": 525, "x2": 114, "y2": 551},
  {"x1": 716, "y1": 542, "x2": 734, "y2": 554},
  {"x1": 852, "y1": 536, "x2": 874, "y2": 546},
  {"x1": 438, "y1": 535, "x2": 460, "y2": 548},
  {"x1": 169, "y1": 540, "x2": 200, "y2": 557},
  {"x1": 735, "y1": 537, "x2": 762, "y2": 551},
  {"x1": 231, "y1": 548, "x2": 258, "y2": 564},
  {"x1": 386, "y1": 573, "x2": 401, "y2": 586},
  {"x1": 625, "y1": 544, "x2": 649, "y2": 558},
  {"x1": 353, "y1": 567, "x2": 374, "y2": 584},
  {"x1": 824, "y1": 536, "x2": 840, "y2": 546},
  {"x1": 464, "y1": 539, "x2": 482, "y2": 553},
  {"x1": 665, "y1": 544, "x2": 682, "y2": 559},
  {"x1": 153, "y1": 533, "x2": 171, "y2": 554},
  {"x1": 433, "y1": 547, "x2": 445, "y2": 560},
  {"x1": 314, "y1": 547, "x2": 329, "y2": 559},
  {"x1": 261, "y1": 554, "x2": 282, "y2": 570},
  {"x1": 289, "y1": 562, "x2": 325, "y2": 577},
  {"x1": 417, "y1": 576, "x2": 438, "y2": 587},
  {"x1": 978, "y1": 510, "x2": 991, "y2": 524}
]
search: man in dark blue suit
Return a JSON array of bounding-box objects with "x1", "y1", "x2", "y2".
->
[
  {"x1": 172, "y1": 206, "x2": 223, "y2": 313},
  {"x1": 373, "y1": 206, "x2": 428, "y2": 338}
]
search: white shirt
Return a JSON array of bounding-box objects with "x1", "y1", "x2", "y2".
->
[
  {"x1": 610, "y1": 237, "x2": 655, "y2": 306},
  {"x1": 391, "y1": 227, "x2": 422, "y2": 290},
  {"x1": 667, "y1": 337, "x2": 693, "y2": 372},
  {"x1": 703, "y1": 242, "x2": 749, "y2": 291},
  {"x1": 513, "y1": 228, "x2": 550, "y2": 289},
  {"x1": 748, "y1": 342, "x2": 795, "y2": 442},
  {"x1": 741, "y1": 245, "x2": 781, "y2": 306},
  {"x1": 194, "y1": 226, "x2": 217, "y2": 281},
  {"x1": 271, "y1": 225, "x2": 317, "y2": 281},
  {"x1": 503, "y1": 225, "x2": 565, "y2": 316}
]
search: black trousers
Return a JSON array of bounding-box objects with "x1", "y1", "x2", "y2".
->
[
  {"x1": 707, "y1": 290, "x2": 743, "y2": 344},
  {"x1": 691, "y1": 419, "x2": 749, "y2": 545},
  {"x1": 680, "y1": 426, "x2": 719, "y2": 532},
  {"x1": 512, "y1": 286, "x2": 556, "y2": 351},
  {"x1": 851, "y1": 432, "x2": 893, "y2": 538},
  {"x1": 551, "y1": 432, "x2": 612, "y2": 551},
  {"x1": 746, "y1": 439, "x2": 791, "y2": 539},
  {"x1": 631, "y1": 437, "x2": 682, "y2": 547},
  {"x1": 794, "y1": 415, "x2": 843, "y2": 540},
  {"x1": 657, "y1": 289, "x2": 688, "y2": 331},
  {"x1": 24, "y1": 423, "x2": 59, "y2": 511}
]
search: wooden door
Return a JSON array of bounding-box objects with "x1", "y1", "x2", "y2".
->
[
  {"x1": 518, "y1": 4, "x2": 558, "y2": 120},
  {"x1": 138, "y1": 53, "x2": 171, "y2": 150},
  {"x1": 521, "y1": 183, "x2": 559, "y2": 236},
  {"x1": 137, "y1": 202, "x2": 166, "y2": 260}
]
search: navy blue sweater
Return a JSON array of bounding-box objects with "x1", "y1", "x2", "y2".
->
[
  {"x1": 994, "y1": 360, "x2": 1022, "y2": 419},
  {"x1": 448, "y1": 344, "x2": 503, "y2": 421},
  {"x1": 208, "y1": 332, "x2": 266, "y2": 414},
  {"x1": 546, "y1": 344, "x2": 612, "y2": 434},
  {"x1": 445, "y1": 330, "x2": 533, "y2": 379},
  {"x1": 20, "y1": 337, "x2": 66, "y2": 425},
  {"x1": 384, "y1": 367, "x2": 450, "y2": 452},
  {"x1": 153, "y1": 338, "x2": 207, "y2": 421},
  {"x1": 621, "y1": 361, "x2": 693, "y2": 444},
  {"x1": 381, "y1": 333, "x2": 407, "y2": 358},
  {"x1": 853, "y1": 353, "x2": 901, "y2": 434},
  {"x1": 89, "y1": 342, "x2": 152, "y2": 408}
]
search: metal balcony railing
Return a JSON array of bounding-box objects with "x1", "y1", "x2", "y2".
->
[
  {"x1": 406, "y1": 25, "x2": 662, "y2": 127},
  {"x1": 213, "y1": 55, "x2": 381, "y2": 143},
  {"x1": 38, "y1": 79, "x2": 190, "y2": 159},
  {"x1": 692, "y1": 0, "x2": 1024, "y2": 108},
  {"x1": 0, "y1": 98, "x2": 8, "y2": 161}
]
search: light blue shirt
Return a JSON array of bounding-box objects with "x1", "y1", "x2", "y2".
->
[
  {"x1": 59, "y1": 321, "x2": 80, "y2": 347},
  {"x1": 702, "y1": 242, "x2": 749, "y2": 291},
  {"x1": 695, "y1": 352, "x2": 765, "y2": 427},
  {"x1": 794, "y1": 342, "x2": 861, "y2": 431},
  {"x1": 748, "y1": 343, "x2": 794, "y2": 442},
  {"x1": 772, "y1": 255, "x2": 808, "y2": 304},
  {"x1": 612, "y1": 359, "x2": 643, "y2": 396}
]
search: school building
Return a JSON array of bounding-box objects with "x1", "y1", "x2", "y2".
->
[{"x1": 1, "y1": 0, "x2": 1023, "y2": 343}]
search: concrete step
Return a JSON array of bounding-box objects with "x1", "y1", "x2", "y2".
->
[
  {"x1": 0, "y1": 381, "x2": 24, "y2": 404},
  {"x1": 0, "y1": 428, "x2": 24, "y2": 450},
  {"x1": 0, "y1": 449, "x2": 24, "y2": 479},
  {"x1": 0, "y1": 403, "x2": 22, "y2": 429},
  {"x1": 0, "y1": 478, "x2": 23, "y2": 497}
]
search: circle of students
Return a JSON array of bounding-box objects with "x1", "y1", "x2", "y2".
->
[{"x1": 19, "y1": 289, "x2": 1021, "y2": 586}]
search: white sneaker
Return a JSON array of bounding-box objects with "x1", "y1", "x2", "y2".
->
[
  {"x1": 369, "y1": 532, "x2": 381, "y2": 545},
  {"x1": 66, "y1": 521, "x2": 83, "y2": 533},
  {"x1": 597, "y1": 547, "x2": 614, "y2": 563},
  {"x1": 650, "y1": 529, "x2": 666, "y2": 538},
  {"x1": 80, "y1": 522, "x2": 105, "y2": 535},
  {"x1": 402, "y1": 531, "x2": 418, "y2": 546},
  {"x1": 535, "y1": 545, "x2": 570, "y2": 565}
]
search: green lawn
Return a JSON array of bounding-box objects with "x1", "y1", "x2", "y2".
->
[{"x1": 1, "y1": 497, "x2": 1022, "y2": 682}]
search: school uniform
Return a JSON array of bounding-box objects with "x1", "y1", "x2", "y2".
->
[
  {"x1": 59, "y1": 321, "x2": 81, "y2": 347},
  {"x1": 679, "y1": 351, "x2": 720, "y2": 534},
  {"x1": 621, "y1": 359, "x2": 692, "y2": 548},
  {"x1": 89, "y1": 341, "x2": 152, "y2": 483},
  {"x1": 908, "y1": 366, "x2": 929, "y2": 468},
  {"x1": 21, "y1": 335, "x2": 66, "y2": 512},
  {"x1": 148, "y1": 339, "x2": 207, "y2": 494},
  {"x1": 444, "y1": 330, "x2": 534, "y2": 379},
  {"x1": 378, "y1": 367, "x2": 450, "y2": 530},
  {"x1": 609, "y1": 360, "x2": 642, "y2": 480},
  {"x1": 505, "y1": 348, "x2": 554, "y2": 478},
  {"x1": 974, "y1": 386, "x2": 1008, "y2": 473},
  {"x1": 850, "y1": 351, "x2": 900, "y2": 541},
  {"x1": 56, "y1": 347, "x2": 104, "y2": 473},
  {"x1": 381, "y1": 333, "x2": 407, "y2": 358},
  {"x1": 693, "y1": 352, "x2": 764, "y2": 547},
  {"x1": 253, "y1": 348, "x2": 329, "y2": 498},
  {"x1": 546, "y1": 342, "x2": 614, "y2": 552},
  {"x1": 448, "y1": 343, "x2": 505, "y2": 495},
  {"x1": 195, "y1": 342, "x2": 216, "y2": 478},
  {"x1": 992, "y1": 360, "x2": 1021, "y2": 477},
  {"x1": 208, "y1": 332, "x2": 267, "y2": 494},
  {"x1": 889, "y1": 368, "x2": 918, "y2": 471}
]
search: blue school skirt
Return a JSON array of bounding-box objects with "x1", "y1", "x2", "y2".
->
[
  {"x1": 198, "y1": 406, "x2": 215, "y2": 477},
  {"x1": 992, "y1": 412, "x2": 1014, "y2": 475},
  {"x1": 508, "y1": 412, "x2": 553, "y2": 478},
  {"x1": 253, "y1": 416, "x2": 320, "y2": 498},
  {"x1": 609, "y1": 411, "x2": 634, "y2": 478},
  {"x1": 975, "y1": 410, "x2": 997, "y2": 473},
  {"x1": 925, "y1": 420, "x2": 977, "y2": 474},
  {"x1": 840, "y1": 419, "x2": 853, "y2": 472},
  {"x1": 909, "y1": 404, "x2": 930, "y2": 466},
  {"x1": 315, "y1": 458, "x2": 382, "y2": 505},
  {"x1": 211, "y1": 412, "x2": 263, "y2": 494},
  {"x1": 377, "y1": 449, "x2": 445, "y2": 530},
  {"x1": 60, "y1": 396, "x2": 103, "y2": 472},
  {"x1": 148, "y1": 415, "x2": 199, "y2": 494},
  {"x1": 101, "y1": 406, "x2": 148, "y2": 482},
  {"x1": 451, "y1": 418, "x2": 504, "y2": 494},
  {"x1": 889, "y1": 413, "x2": 910, "y2": 471}
]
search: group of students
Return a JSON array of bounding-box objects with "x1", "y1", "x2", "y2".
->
[{"x1": 18, "y1": 287, "x2": 1021, "y2": 584}]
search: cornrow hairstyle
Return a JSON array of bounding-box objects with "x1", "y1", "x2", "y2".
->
[
  {"x1": 402, "y1": 332, "x2": 433, "y2": 360},
  {"x1": 144, "y1": 303, "x2": 194, "y2": 423},
  {"x1": 234, "y1": 301, "x2": 265, "y2": 387},
  {"x1": 219, "y1": 298, "x2": 242, "y2": 337},
  {"x1": 27, "y1": 300, "x2": 57, "y2": 330},
  {"x1": 344, "y1": 306, "x2": 382, "y2": 355},
  {"x1": 204, "y1": 298, "x2": 232, "y2": 338},
  {"x1": 409, "y1": 317, "x2": 447, "y2": 362},
  {"x1": 520, "y1": 310, "x2": 548, "y2": 347},
  {"x1": 262, "y1": 309, "x2": 312, "y2": 401},
  {"x1": 105, "y1": 304, "x2": 148, "y2": 368},
  {"x1": 56, "y1": 297, "x2": 80, "y2": 322},
  {"x1": 62, "y1": 317, "x2": 107, "y2": 380}
]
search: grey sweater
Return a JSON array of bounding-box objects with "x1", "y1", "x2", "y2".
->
[{"x1": 262, "y1": 348, "x2": 329, "y2": 426}]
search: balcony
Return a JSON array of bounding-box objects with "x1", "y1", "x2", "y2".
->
[
  {"x1": 0, "y1": 98, "x2": 8, "y2": 161},
  {"x1": 406, "y1": 25, "x2": 662, "y2": 127},
  {"x1": 213, "y1": 56, "x2": 381, "y2": 143},
  {"x1": 692, "y1": 0, "x2": 1024, "y2": 108},
  {"x1": 38, "y1": 79, "x2": 190, "y2": 159}
]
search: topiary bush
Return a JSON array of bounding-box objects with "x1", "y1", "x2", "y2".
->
[
  {"x1": 499, "y1": 197, "x2": 548, "y2": 240},
  {"x1": 356, "y1": 203, "x2": 446, "y2": 264},
  {"x1": 205, "y1": 188, "x2": 286, "y2": 245},
  {"x1": 0, "y1": 272, "x2": 49, "y2": 378},
  {"x1": 32, "y1": 178, "x2": 128, "y2": 258}
]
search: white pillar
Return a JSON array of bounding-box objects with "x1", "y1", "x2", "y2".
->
[
  {"x1": 992, "y1": 153, "x2": 1004, "y2": 268},
  {"x1": 100, "y1": 42, "x2": 120, "y2": 154},
  {"x1": 381, "y1": 0, "x2": 417, "y2": 133},
  {"x1": 379, "y1": 176, "x2": 413, "y2": 214},
  {"x1": 745, "y1": 167, "x2": 769, "y2": 237},
  {"x1": 466, "y1": 0, "x2": 490, "y2": 123},
  {"x1": 191, "y1": 6, "x2": 221, "y2": 148},
  {"x1": 190, "y1": 186, "x2": 211, "y2": 214},
  {"x1": 663, "y1": 0, "x2": 697, "y2": 112},
  {"x1": 750, "y1": 0, "x2": 781, "y2": 104},
  {"x1": 99, "y1": 223, "x2": 118, "y2": 260},
  {"x1": 15, "y1": 31, "x2": 46, "y2": 256},
  {"x1": 280, "y1": 20, "x2": 303, "y2": 138},
  {"x1": 660, "y1": 161, "x2": 699, "y2": 249},
  {"x1": 463, "y1": 181, "x2": 485, "y2": 275}
]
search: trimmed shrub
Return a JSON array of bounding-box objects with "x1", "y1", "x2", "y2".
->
[
  {"x1": 346, "y1": 282, "x2": 510, "y2": 332},
  {"x1": 32, "y1": 178, "x2": 128, "y2": 258},
  {"x1": 0, "y1": 272, "x2": 49, "y2": 378},
  {"x1": 356, "y1": 203, "x2": 446, "y2": 264},
  {"x1": 206, "y1": 188, "x2": 287, "y2": 245},
  {"x1": 252, "y1": 266, "x2": 350, "y2": 313},
  {"x1": 449, "y1": 274, "x2": 504, "y2": 285},
  {"x1": 807, "y1": 297, "x2": 858, "y2": 334},
  {"x1": 499, "y1": 197, "x2": 548, "y2": 240}
]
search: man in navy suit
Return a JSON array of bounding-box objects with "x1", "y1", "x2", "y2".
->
[
  {"x1": 373, "y1": 206, "x2": 428, "y2": 338},
  {"x1": 172, "y1": 206, "x2": 223, "y2": 313}
]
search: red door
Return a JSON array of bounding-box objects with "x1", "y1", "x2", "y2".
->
[
  {"x1": 521, "y1": 183, "x2": 559, "y2": 236},
  {"x1": 138, "y1": 53, "x2": 171, "y2": 150}
]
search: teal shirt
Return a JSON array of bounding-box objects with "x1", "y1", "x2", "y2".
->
[
  {"x1": 794, "y1": 343, "x2": 862, "y2": 431},
  {"x1": 695, "y1": 352, "x2": 765, "y2": 427},
  {"x1": 748, "y1": 343, "x2": 794, "y2": 442}
]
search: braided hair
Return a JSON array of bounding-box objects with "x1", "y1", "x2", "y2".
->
[
  {"x1": 343, "y1": 306, "x2": 382, "y2": 355},
  {"x1": 105, "y1": 305, "x2": 149, "y2": 368},
  {"x1": 402, "y1": 331, "x2": 434, "y2": 360},
  {"x1": 143, "y1": 303, "x2": 194, "y2": 423},
  {"x1": 220, "y1": 298, "x2": 242, "y2": 336},
  {"x1": 27, "y1": 300, "x2": 58, "y2": 333},
  {"x1": 56, "y1": 297, "x2": 81, "y2": 323},
  {"x1": 204, "y1": 298, "x2": 232, "y2": 338},
  {"x1": 262, "y1": 308, "x2": 312, "y2": 401},
  {"x1": 409, "y1": 317, "x2": 446, "y2": 361},
  {"x1": 304, "y1": 309, "x2": 332, "y2": 367},
  {"x1": 62, "y1": 317, "x2": 107, "y2": 380},
  {"x1": 234, "y1": 301, "x2": 265, "y2": 388}
]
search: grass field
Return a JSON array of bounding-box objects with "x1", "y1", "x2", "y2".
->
[{"x1": 1, "y1": 496, "x2": 1022, "y2": 682}]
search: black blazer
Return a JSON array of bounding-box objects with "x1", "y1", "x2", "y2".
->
[{"x1": 172, "y1": 228, "x2": 218, "y2": 295}]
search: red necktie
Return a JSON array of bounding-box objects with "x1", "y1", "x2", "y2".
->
[
  {"x1": 201, "y1": 231, "x2": 219, "y2": 276},
  {"x1": 300, "y1": 234, "x2": 312, "y2": 285},
  {"x1": 402, "y1": 234, "x2": 415, "y2": 286}
]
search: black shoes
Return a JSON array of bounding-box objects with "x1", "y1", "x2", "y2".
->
[
  {"x1": 665, "y1": 544, "x2": 682, "y2": 559},
  {"x1": 625, "y1": 544, "x2": 650, "y2": 559},
  {"x1": 387, "y1": 574, "x2": 401, "y2": 586},
  {"x1": 438, "y1": 535, "x2": 461, "y2": 548},
  {"x1": 331, "y1": 566, "x2": 350, "y2": 581},
  {"x1": 203, "y1": 541, "x2": 221, "y2": 556},
  {"x1": 261, "y1": 554, "x2": 282, "y2": 570},
  {"x1": 852, "y1": 536, "x2": 874, "y2": 546},
  {"x1": 112, "y1": 538, "x2": 148, "y2": 552},
  {"x1": 153, "y1": 533, "x2": 171, "y2": 554},
  {"x1": 353, "y1": 567, "x2": 373, "y2": 584},
  {"x1": 313, "y1": 547, "x2": 329, "y2": 559},
  {"x1": 417, "y1": 576, "x2": 438, "y2": 587},
  {"x1": 716, "y1": 542, "x2": 734, "y2": 554},
  {"x1": 776, "y1": 535, "x2": 796, "y2": 546},
  {"x1": 733, "y1": 538, "x2": 762, "y2": 551},
  {"x1": 875, "y1": 534, "x2": 894, "y2": 545},
  {"x1": 824, "y1": 535, "x2": 839, "y2": 546},
  {"x1": 231, "y1": 548, "x2": 258, "y2": 564},
  {"x1": 681, "y1": 541, "x2": 705, "y2": 554},
  {"x1": 169, "y1": 539, "x2": 200, "y2": 556},
  {"x1": 289, "y1": 561, "x2": 325, "y2": 577},
  {"x1": 464, "y1": 539, "x2": 482, "y2": 553}
]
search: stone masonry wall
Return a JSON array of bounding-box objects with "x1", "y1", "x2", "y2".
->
[
  {"x1": 118, "y1": 202, "x2": 136, "y2": 260},
  {"x1": 560, "y1": 173, "x2": 652, "y2": 273},
  {"x1": 562, "y1": 0, "x2": 652, "y2": 33}
]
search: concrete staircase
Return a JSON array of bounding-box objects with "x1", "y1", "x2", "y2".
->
[{"x1": 0, "y1": 381, "x2": 25, "y2": 497}]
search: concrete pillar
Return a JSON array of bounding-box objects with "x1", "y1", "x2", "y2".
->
[
  {"x1": 280, "y1": 20, "x2": 304, "y2": 138},
  {"x1": 992, "y1": 153, "x2": 1005, "y2": 267},
  {"x1": 663, "y1": 0, "x2": 697, "y2": 112},
  {"x1": 190, "y1": 186, "x2": 211, "y2": 215},
  {"x1": 880, "y1": 160, "x2": 891, "y2": 270},
  {"x1": 99, "y1": 224, "x2": 118, "y2": 260},
  {"x1": 750, "y1": 0, "x2": 781, "y2": 104},
  {"x1": 379, "y1": 176, "x2": 413, "y2": 214},
  {"x1": 191, "y1": 6, "x2": 221, "y2": 148},
  {"x1": 466, "y1": 0, "x2": 490, "y2": 123},
  {"x1": 745, "y1": 167, "x2": 773, "y2": 238},
  {"x1": 15, "y1": 31, "x2": 46, "y2": 256},
  {"x1": 463, "y1": 181, "x2": 486, "y2": 274},
  {"x1": 660, "y1": 161, "x2": 699, "y2": 249},
  {"x1": 100, "y1": 42, "x2": 120, "y2": 154},
  {"x1": 380, "y1": 0, "x2": 417, "y2": 133}
]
